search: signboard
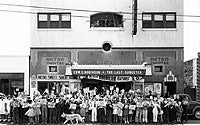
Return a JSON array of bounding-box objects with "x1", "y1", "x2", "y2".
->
[
  {"x1": 41, "y1": 57, "x2": 69, "y2": 66},
  {"x1": 154, "y1": 83, "x2": 161, "y2": 95},
  {"x1": 72, "y1": 69, "x2": 145, "y2": 76},
  {"x1": 149, "y1": 57, "x2": 169, "y2": 65},
  {"x1": 87, "y1": 76, "x2": 133, "y2": 82},
  {"x1": 37, "y1": 74, "x2": 69, "y2": 80}
]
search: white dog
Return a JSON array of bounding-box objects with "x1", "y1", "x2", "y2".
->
[{"x1": 61, "y1": 113, "x2": 85, "y2": 124}]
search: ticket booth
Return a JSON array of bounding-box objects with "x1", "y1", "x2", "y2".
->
[{"x1": 164, "y1": 71, "x2": 177, "y2": 97}]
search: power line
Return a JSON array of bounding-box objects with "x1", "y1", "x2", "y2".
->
[
  {"x1": 0, "y1": 3, "x2": 132, "y2": 15},
  {"x1": 1, "y1": 2, "x2": 200, "y2": 18},
  {"x1": 0, "y1": 9, "x2": 200, "y2": 23}
]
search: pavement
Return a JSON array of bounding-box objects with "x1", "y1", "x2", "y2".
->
[
  {"x1": 0, "y1": 120, "x2": 199, "y2": 124},
  {"x1": 0, "y1": 122, "x2": 199, "y2": 125}
]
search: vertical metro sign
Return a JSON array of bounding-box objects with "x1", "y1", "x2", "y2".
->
[{"x1": 132, "y1": 0, "x2": 138, "y2": 35}]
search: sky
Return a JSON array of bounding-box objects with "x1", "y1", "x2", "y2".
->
[
  {"x1": 184, "y1": 0, "x2": 200, "y2": 61},
  {"x1": 0, "y1": 0, "x2": 199, "y2": 61}
]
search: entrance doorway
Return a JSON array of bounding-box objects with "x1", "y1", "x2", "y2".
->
[
  {"x1": 165, "y1": 82, "x2": 176, "y2": 96},
  {"x1": 38, "y1": 82, "x2": 63, "y2": 94},
  {"x1": 0, "y1": 79, "x2": 9, "y2": 95},
  {"x1": 81, "y1": 78, "x2": 132, "y2": 94}
]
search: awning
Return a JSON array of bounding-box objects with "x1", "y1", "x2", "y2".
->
[{"x1": 66, "y1": 63, "x2": 152, "y2": 76}]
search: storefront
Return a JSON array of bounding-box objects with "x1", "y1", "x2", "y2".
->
[
  {"x1": 65, "y1": 64, "x2": 152, "y2": 94},
  {"x1": 30, "y1": 63, "x2": 152, "y2": 96},
  {"x1": 30, "y1": 48, "x2": 184, "y2": 97},
  {"x1": 0, "y1": 56, "x2": 29, "y2": 95},
  {"x1": 30, "y1": 74, "x2": 81, "y2": 96}
]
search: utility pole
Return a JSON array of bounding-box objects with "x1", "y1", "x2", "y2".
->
[{"x1": 132, "y1": 0, "x2": 138, "y2": 36}]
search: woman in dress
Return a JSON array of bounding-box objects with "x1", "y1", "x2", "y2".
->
[
  {"x1": 152, "y1": 98, "x2": 160, "y2": 123},
  {"x1": 25, "y1": 99, "x2": 36, "y2": 124}
]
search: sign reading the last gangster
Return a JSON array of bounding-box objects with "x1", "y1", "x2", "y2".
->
[{"x1": 72, "y1": 69, "x2": 146, "y2": 76}]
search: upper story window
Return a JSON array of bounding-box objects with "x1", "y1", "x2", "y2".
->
[
  {"x1": 90, "y1": 12, "x2": 123, "y2": 27},
  {"x1": 142, "y1": 12, "x2": 176, "y2": 28},
  {"x1": 38, "y1": 13, "x2": 71, "y2": 29}
]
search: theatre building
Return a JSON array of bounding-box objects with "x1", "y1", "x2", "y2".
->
[{"x1": 30, "y1": 0, "x2": 184, "y2": 97}]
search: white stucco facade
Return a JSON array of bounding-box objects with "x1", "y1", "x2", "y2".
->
[{"x1": 31, "y1": 0, "x2": 183, "y2": 48}]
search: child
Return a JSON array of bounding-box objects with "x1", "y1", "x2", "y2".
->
[
  {"x1": 12, "y1": 98, "x2": 20, "y2": 123},
  {"x1": 117, "y1": 98, "x2": 124, "y2": 123},
  {"x1": 48, "y1": 98, "x2": 57, "y2": 124},
  {"x1": 25, "y1": 99, "x2": 35, "y2": 124},
  {"x1": 123, "y1": 98, "x2": 129, "y2": 123},
  {"x1": 176, "y1": 101, "x2": 183, "y2": 123},
  {"x1": 128, "y1": 98, "x2": 136, "y2": 123},
  {"x1": 80, "y1": 99, "x2": 87, "y2": 118},
  {"x1": 34, "y1": 98, "x2": 41, "y2": 124},
  {"x1": 112, "y1": 99, "x2": 118, "y2": 123}
]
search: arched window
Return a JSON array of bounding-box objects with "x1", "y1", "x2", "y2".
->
[{"x1": 90, "y1": 12, "x2": 123, "y2": 27}]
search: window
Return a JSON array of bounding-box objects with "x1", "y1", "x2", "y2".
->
[
  {"x1": 142, "y1": 12, "x2": 176, "y2": 28},
  {"x1": 38, "y1": 13, "x2": 71, "y2": 28},
  {"x1": 48, "y1": 66, "x2": 58, "y2": 73},
  {"x1": 90, "y1": 12, "x2": 123, "y2": 27},
  {"x1": 154, "y1": 66, "x2": 163, "y2": 72}
]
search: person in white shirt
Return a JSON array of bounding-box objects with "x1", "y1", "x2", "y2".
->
[
  {"x1": 152, "y1": 98, "x2": 160, "y2": 123},
  {"x1": 91, "y1": 97, "x2": 98, "y2": 123}
]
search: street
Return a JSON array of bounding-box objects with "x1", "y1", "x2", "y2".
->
[
  {"x1": 186, "y1": 119, "x2": 200, "y2": 124},
  {"x1": 0, "y1": 121, "x2": 200, "y2": 125}
]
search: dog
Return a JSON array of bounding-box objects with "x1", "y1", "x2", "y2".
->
[{"x1": 61, "y1": 113, "x2": 85, "y2": 124}]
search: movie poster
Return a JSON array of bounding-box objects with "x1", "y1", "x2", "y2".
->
[
  {"x1": 154, "y1": 83, "x2": 161, "y2": 95},
  {"x1": 144, "y1": 84, "x2": 154, "y2": 95}
]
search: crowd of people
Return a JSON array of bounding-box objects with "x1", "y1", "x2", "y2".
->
[{"x1": 0, "y1": 86, "x2": 189, "y2": 124}]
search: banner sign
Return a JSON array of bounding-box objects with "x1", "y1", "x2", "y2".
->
[
  {"x1": 87, "y1": 76, "x2": 133, "y2": 82},
  {"x1": 37, "y1": 74, "x2": 69, "y2": 80},
  {"x1": 72, "y1": 69, "x2": 145, "y2": 76}
]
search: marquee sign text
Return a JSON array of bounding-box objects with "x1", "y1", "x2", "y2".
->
[{"x1": 72, "y1": 69, "x2": 145, "y2": 76}]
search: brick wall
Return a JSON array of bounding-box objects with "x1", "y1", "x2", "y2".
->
[{"x1": 196, "y1": 53, "x2": 200, "y2": 102}]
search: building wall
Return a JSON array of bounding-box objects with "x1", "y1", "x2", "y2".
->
[
  {"x1": 31, "y1": 0, "x2": 183, "y2": 48},
  {"x1": 184, "y1": 59, "x2": 194, "y2": 86},
  {"x1": 0, "y1": 56, "x2": 29, "y2": 94},
  {"x1": 30, "y1": 0, "x2": 184, "y2": 94},
  {"x1": 30, "y1": 47, "x2": 184, "y2": 94}
]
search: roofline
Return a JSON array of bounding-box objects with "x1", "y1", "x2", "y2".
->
[{"x1": 30, "y1": 47, "x2": 184, "y2": 50}]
